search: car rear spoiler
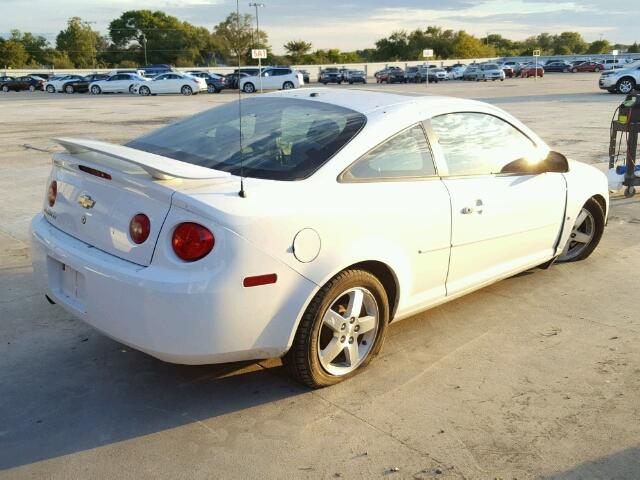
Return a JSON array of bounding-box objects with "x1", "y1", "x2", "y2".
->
[{"x1": 55, "y1": 137, "x2": 230, "y2": 180}]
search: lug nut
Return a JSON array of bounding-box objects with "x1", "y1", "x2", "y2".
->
[
  {"x1": 348, "y1": 337, "x2": 354, "y2": 344},
  {"x1": 350, "y1": 317, "x2": 356, "y2": 324},
  {"x1": 354, "y1": 325, "x2": 360, "y2": 332},
  {"x1": 341, "y1": 323, "x2": 346, "y2": 330},
  {"x1": 340, "y1": 336, "x2": 346, "y2": 343}
]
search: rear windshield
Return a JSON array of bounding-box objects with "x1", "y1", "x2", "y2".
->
[{"x1": 127, "y1": 97, "x2": 367, "y2": 181}]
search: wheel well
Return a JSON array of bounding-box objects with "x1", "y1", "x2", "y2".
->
[
  {"x1": 348, "y1": 261, "x2": 399, "y2": 320},
  {"x1": 618, "y1": 76, "x2": 636, "y2": 85},
  {"x1": 591, "y1": 194, "x2": 607, "y2": 217}
]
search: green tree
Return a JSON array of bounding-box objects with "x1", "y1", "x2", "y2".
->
[
  {"x1": 10, "y1": 30, "x2": 49, "y2": 65},
  {"x1": 373, "y1": 30, "x2": 409, "y2": 61},
  {"x1": 451, "y1": 31, "x2": 496, "y2": 59},
  {"x1": 553, "y1": 32, "x2": 588, "y2": 55},
  {"x1": 628, "y1": 42, "x2": 640, "y2": 53},
  {"x1": 284, "y1": 40, "x2": 312, "y2": 64},
  {"x1": 56, "y1": 17, "x2": 102, "y2": 67},
  {"x1": 42, "y1": 49, "x2": 75, "y2": 68},
  {"x1": 213, "y1": 12, "x2": 269, "y2": 65},
  {"x1": 0, "y1": 38, "x2": 29, "y2": 68},
  {"x1": 587, "y1": 39, "x2": 611, "y2": 54}
]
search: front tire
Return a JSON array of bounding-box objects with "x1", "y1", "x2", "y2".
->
[
  {"x1": 243, "y1": 82, "x2": 255, "y2": 93},
  {"x1": 46, "y1": 85, "x2": 55, "y2": 93},
  {"x1": 139, "y1": 86, "x2": 151, "y2": 96},
  {"x1": 557, "y1": 198, "x2": 605, "y2": 262},
  {"x1": 65, "y1": 85, "x2": 75, "y2": 94},
  {"x1": 91, "y1": 85, "x2": 101, "y2": 95},
  {"x1": 616, "y1": 78, "x2": 636, "y2": 94},
  {"x1": 283, "y1": 269, "x2": 389, "y2": 388}
]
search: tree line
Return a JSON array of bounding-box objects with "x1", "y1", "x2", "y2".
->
[{"x1": 1, "y1": 10, "x2": 639, "y2": 69}]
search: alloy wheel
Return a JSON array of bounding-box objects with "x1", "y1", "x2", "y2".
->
[
  {"x1": 316, "y1": 287, "x2": 379, "y2": 376},
  {"x1": 560, "y1": 207, "x2": 596, "y2": 261}
]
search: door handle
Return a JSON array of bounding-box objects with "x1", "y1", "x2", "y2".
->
[{"x1": 461, "y1": 199, "x2": 484, "y2": 215}]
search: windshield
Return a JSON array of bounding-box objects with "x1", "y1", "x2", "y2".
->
[{"x1": 127, "y1": 97, "x2": 367, "y2": 181}]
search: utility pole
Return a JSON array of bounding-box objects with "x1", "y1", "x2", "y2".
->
[
  {"x1": 249, "y1": 2, "x2": 265, "y2": 92},
  {"x1": 140, "y1": 33, "x2": 148, "y2": 66}
]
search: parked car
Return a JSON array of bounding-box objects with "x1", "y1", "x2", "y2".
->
[
  {"x1": 599, "y1": 60, "x2": 640, "y2": 94},
  {"x1": 376, "y1": 67, "x2": 405, "y2": 84},
  {"x1": 0, "y1": 75, "x2": 15, "y2": 84},
  {"x1": 521, "y1": 64, "x2": 544, "y2": 78},
  {"x1": 186, "y1": 71, "x2": 227, "y2": 93},
  {"x1": 571, "y1": 62, "x2": 605, "y2": 73},
  {"x1": 134, "y1": 72, "x2": 207, "y2": 96},
  {"x1": 320, "y1": 67, "x2": 343, "y2": 84},
  {"x1": 89, "y1": 73, "x2": 148, "y2": 94},
  {"x1": 44, "y1": 75, "x2": 85, "y2": 93},
  {"x1": 224, "y1": 72, "x2": 250, "y2": 89},
  {"x1": 416, "y1": 66, "x2": 439, "y2": 83},
  {"x1": 240, "y1": 67, "x2": 303, "y2": 93},
  {"x1": 0, "y1": 75, "x2": 45, "y2": 92},
  {"x1": 345, "y1": 70, "x2": 366, "y2": 84},
  {"x1": 477, "y1": 63, "x2": 506, "y2": 82},
  {"x1": 60, "y1": 74, "x2": 109, "y2": 94},
  {"x1": 543, "y1": 61, "x2": 572, "y2": 73},
  {"x1": 298, "y1": 70, "x2": 310, "y2": 84},
  {"x1": 339, "y1": 68, "x2": 350, "y2": 81},
  {"x1": 462, "y1": 65, "x2": 480, "y2": 81},
  {"x1": 109, "y1": 69, "x2": 146, "y2": 78},
  {"x1": 501, "y1": 61, "x2": 522, "y2": 76},
  {"x1": 140, "y1": 64, "x2": 173, "y2": 77},
  {"x1": 34, "y1": 90, "x2": 608, "y2": 388},
  {"x1": 431, "y1": 67, "x2": 448, "y2": 81},
  {"x1": 446, "y1": 66, "x2": 466, "y2": 80},
  {"x1": 405, "y1": 66, "x2": 421, "y2": 83}
]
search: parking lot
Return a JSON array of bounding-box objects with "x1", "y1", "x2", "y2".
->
[{"x1": 1, "y1": 73, "x2": 640, "y2": 479}]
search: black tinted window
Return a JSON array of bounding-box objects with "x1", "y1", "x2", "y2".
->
[
  {"x1": 128, "y1": 97, "x2": 366, "y2": 181},
  {"x1": 342, "y1": 124, "x2": 436, "y2": 181}
]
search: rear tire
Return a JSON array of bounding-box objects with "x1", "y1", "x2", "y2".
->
[
  {"x1": 139, "y1": 86, "x2": 151, "y2": 96},
  {"x1": 65, "y1": 85, "x2": 74, "y2": 94},
  {"x1": 128, "y1": 84, "x2": 135, "y2": 94},
  {"x1": 181, "y1": 85, "x2": 193, "y2": 96},
  {"x1": 29, "y1": 85, "x2": 36, "y2": 92},
  {"x1": 91, "y1": 85, "x2": 101, "y2": 95},
  {"x1": 283, "y1": 81, "x2": 294, "y2": 90},
  {"x1": 46, "y1": 85, "x2": 55, "y2": 93},
  {"x1": 283, "y1": 269, "x2": 389, "y2": 388},
  {"x1": 557, "y1": 198, "x2": 605, "y2": 263},
  {"x1": 243, "y1": 82, "x2": 255, "y2": 93}
]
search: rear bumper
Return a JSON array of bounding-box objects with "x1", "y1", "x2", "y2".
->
[{"x1": 30, "y1": 213, "x2": 317, "y2": 364}]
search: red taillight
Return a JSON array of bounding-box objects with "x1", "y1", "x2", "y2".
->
[
  {"x1": 47, "y1": 180, "x2": 57, "y2": 207},
  {"x1": 79, "y1": 165, "x2": 112, "y2": 180},
  {"x1": 129, "y1": 213, "x2": 150, "y2": 244},
  {"x1": 172, "y1": 222, "x2": 214, "y2": 262}
]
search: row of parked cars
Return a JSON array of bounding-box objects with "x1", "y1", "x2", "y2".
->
[{"x1": 0, "y1": 66, "x2": 306, "y2": 96}]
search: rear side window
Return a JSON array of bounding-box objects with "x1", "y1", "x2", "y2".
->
[
  {"x1": 341, "y1": 124, "x2": 436, "y2": 181},
  {"x1": 430, "y1": 112, "x2": 540, "y2": 176}
]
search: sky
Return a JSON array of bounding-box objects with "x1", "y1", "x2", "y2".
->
[{"x1": 1, "y1": 0, "x2": 638, "y2": 53}]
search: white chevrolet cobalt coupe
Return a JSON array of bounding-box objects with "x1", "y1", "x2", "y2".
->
[{"x1": 31, "y1": 90, "x2": 608, "y2": 388}]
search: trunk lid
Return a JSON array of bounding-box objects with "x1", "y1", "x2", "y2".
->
[{"x1": 45, "y1": 138, "x2": 232, "y2": 266}]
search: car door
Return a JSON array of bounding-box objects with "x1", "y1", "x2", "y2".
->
[
  {"x1": 152, "y1": 74, "x2": 169, "y2": 93},
  {"x1": 340, "y1": 124, "x2": 451, "y2": 311},
  {"x1": 427, "y1": 112, "x2": 566, "y2": 296},
  {"x1": 261, "y1": 69, "x2": 277, "y2": 89},
  {"x1": 103, "y1": 75, "x2": 121, "y2": 92}
]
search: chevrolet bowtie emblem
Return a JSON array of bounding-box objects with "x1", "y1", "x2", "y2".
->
[{"x1": 78, "y1": 194, "x2": 96, "y2": 209}]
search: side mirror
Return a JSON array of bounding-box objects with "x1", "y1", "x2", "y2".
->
[
  {"x1": 500, "y1": 151, "x2": 569, "y2": 175},
  {"x1": 263, "y1": 73, "x2": 269, "y2": 77}
]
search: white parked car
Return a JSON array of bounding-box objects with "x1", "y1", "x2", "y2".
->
[
  {"x1": 598, "y1": 60, "x2": 640, "y2": 94},
  {"x1": 447, "y1": 66, "x2": 466, "y2": 80},
  {"x1": 477, "y1": 63, "x2": 506, "y2": 81},
  {"x1": 133, "y1": 72, "x2": 207, "y2": 96},
  {"x1": 44, "y1": 75, "x2": 85, "y2": 93},
  {"x1": 89, "y1": 73, "x2": 148, "y2": 94},
  {"x1": 31, "y1": 90, "x2": 608, "y2": 388},
  {"x1": 431, "y1": 67, "x2": 448, "y2": 81},
  {"x1": 239, "y1": 67, "x2": 303, "y2": 93}
]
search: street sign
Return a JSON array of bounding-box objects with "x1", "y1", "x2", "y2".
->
[
  {"x1": 251, "y1": 49, "x2": 267, "y2": 59},
  {"x1": 423, "y1": 49, "x2": 434, "y2": 58},
  {"x1": 533, "y1": 49, "x2": 541, "y2": 57},
  {"x1": 612, "y1": 49, "x2": 619, "y2": 56}
]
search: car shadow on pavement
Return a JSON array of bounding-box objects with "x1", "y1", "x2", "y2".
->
[
  {"x1": 545, "y1": 447, "x2": 640, "y2": 479},
  {"x1": 0, "y1": 299, "x2": 307, "y2": 471}
]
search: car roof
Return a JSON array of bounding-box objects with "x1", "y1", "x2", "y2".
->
[{"x1": 266, "y1": 88, "x2": 485, "y2": 116}]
